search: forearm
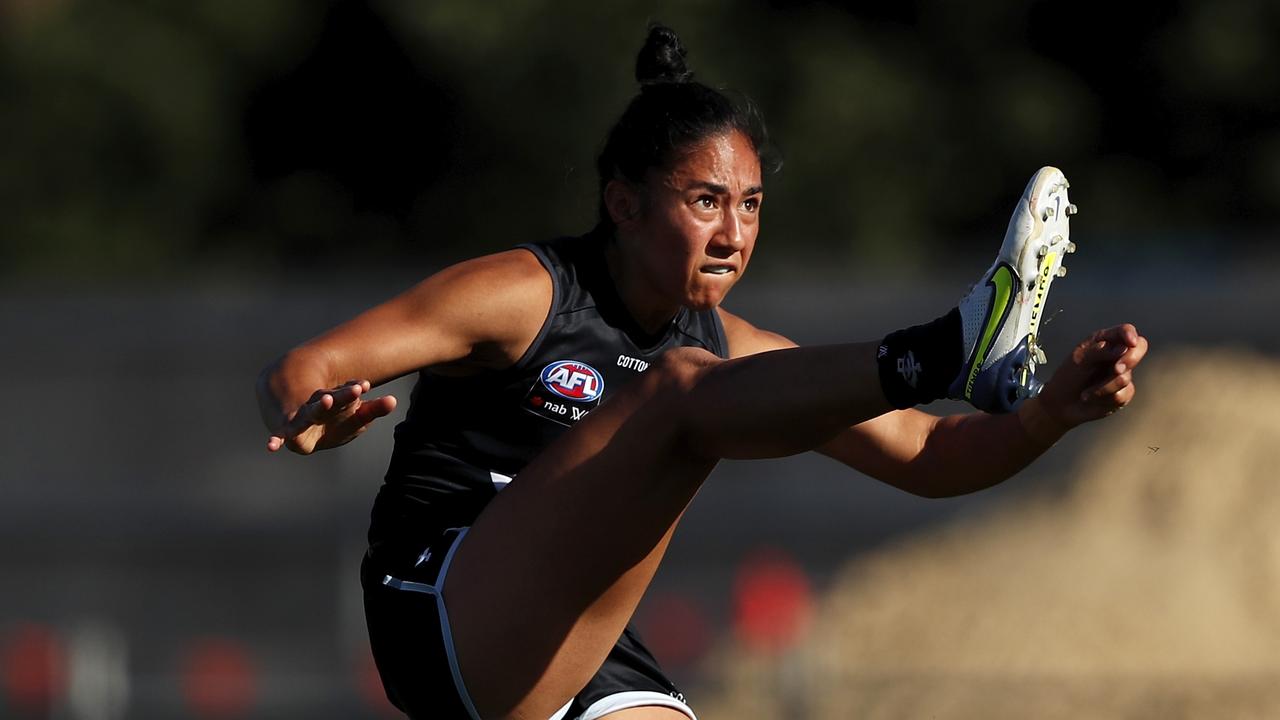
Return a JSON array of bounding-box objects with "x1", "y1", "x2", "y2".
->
[
  {"x1": 255, "y1": 346, "x2": 339, "y2": 431},
  {"x1": 901, "y1": 398, "x2": 1068, "y2": 498},
  {"x1": 894, "y1": 323, "x2": 1148, "y2": 497},
  {"x1": 817, "y1": 324, "x2": 1144, "y2": 498}
]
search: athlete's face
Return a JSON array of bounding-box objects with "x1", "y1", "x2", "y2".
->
[{"x1": 613, "y1": 130, "x2": 763, "y2": 321}]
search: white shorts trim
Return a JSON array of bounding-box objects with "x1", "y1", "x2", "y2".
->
[
  {"x1": 575, "y1": 690, "x2": 697, "y2": 720},
  {"x1": 380, "y1": 527, "x2": 482, "y2": 720},
  {"x1": 490, "y1": 471, "x2": 513, "y2": 490}
]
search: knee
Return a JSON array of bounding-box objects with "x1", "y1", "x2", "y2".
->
[
  {"x1": 605, "y1": 347, "x2": 720, "y2": 416},
  {"x1": 655, "y1": 345, "x2": 716, "y2": 384},
  {"x1": 645, "y1": 348, "x2": 720, "y2": 397}
]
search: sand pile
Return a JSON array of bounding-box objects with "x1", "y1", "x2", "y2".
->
[{"x1": 701, "y1": 350, "x2": 1280, "y2": 719}]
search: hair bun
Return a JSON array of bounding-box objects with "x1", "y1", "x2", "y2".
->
[{"x1": 635, "y1": 24, "x2": 693, "y2": 86}]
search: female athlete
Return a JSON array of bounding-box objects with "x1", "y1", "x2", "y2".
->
[{"x1": 257, "y1": 25, "x2": 1148, "y2": 720}]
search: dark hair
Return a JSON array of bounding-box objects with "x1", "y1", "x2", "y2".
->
[{"x1": 595, "y1": 24, "x2": 777, "y2": 231}]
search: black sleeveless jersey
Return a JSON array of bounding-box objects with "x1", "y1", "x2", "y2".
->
[{"x1": 370, "y1": 233, "x2": 730, "y2": 541}]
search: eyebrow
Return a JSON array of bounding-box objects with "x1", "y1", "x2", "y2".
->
[{"x1": 687, "y1": 181, "x2": 765, "y2": 196}]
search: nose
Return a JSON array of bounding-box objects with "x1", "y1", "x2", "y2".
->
[{"x1": 711, "y1": 206, "x2": 745, "y2": 254}]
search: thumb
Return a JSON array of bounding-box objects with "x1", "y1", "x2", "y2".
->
[{"x1": 1074, "y1": 334, "x2": 1128, "y2": 368}]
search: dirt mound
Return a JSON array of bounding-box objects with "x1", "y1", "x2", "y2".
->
[{"x1": 700, "y1": 350, "x2": 1280, "y2": 719}]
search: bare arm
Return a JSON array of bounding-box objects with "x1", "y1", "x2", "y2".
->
[
  {"x1": 815, "y1": 399, "x2": 1060, "y2": 498},
  {"x1": 257, "y1": 249, "x2": 553, "y2": 454},
  {"x1": 716, "y1": 308, "x2": 1149, "y2": 498}
]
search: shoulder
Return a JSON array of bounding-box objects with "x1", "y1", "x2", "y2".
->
[
  {"x1": 519, "y1": 234, "x2": 604, "y2": 289},
  {"x1": 716, "y1": 307, "x2": 796, "y2": 358},
  {"x1": 412, "y1": 248, "x2": 554, "y2": 321},
  {"x1": 443, "y1": 246, "x2": 553, "y2": 331},
  {"x1": 434, "y1": 247, "x2": 550, "y2": 289}
]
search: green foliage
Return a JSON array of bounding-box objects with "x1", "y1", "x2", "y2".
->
[{"x1": 2, "y1": 0, "x2": 1277, "y2": 278}]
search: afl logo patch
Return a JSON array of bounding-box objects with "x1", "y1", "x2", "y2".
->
[{"x1": 540, "y1": 360, "x2": 605, "y2": 402}]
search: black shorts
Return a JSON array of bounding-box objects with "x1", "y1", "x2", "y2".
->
[{"x1": 362, "y1": 527, "x2": 696, "y2": 720}]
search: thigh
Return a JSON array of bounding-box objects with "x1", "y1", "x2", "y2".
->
[
  {"x1": 365, "y1": 530, "x2": 697, "y2": 720},
  {"x1": 445, "y1": 348, "x2": 722, "y2": 718},
  {"x1": 563, "y1": 625, "x2": 696, "y2": 720},
  {"x1": 362, "y1": 528, "x2": 479, "y2": 720}
]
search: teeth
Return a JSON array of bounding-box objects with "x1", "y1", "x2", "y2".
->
[
  {"x1": 704, "y1": 267, "x2": 731, "y2": 275},
  {"x1": 1065, "y1": 203, "x2": 1078, "y2": 216}
]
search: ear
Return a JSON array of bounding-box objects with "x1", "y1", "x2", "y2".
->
[{"x1": 604, "y1": 179, "x2": 642, "y2": 225}]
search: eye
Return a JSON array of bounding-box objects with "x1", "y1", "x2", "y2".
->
[
  {"x1": 741, "y1": 197, "x2": 761, "y2": 213},
  {"x1": 695, "y1": 195, "x2": 717, "y2": 210}
]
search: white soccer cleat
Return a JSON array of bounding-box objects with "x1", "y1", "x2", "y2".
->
[{"x1": 948, "y1": 166, "x2": 1074, "y2": 413}]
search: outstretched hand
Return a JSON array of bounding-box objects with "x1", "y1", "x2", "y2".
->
[
  {"x1": 1036, "y1": 323, "x2": 1149, "y2": 429},
  {"x1": 267, "y1": 380, "x2": 398, "y2": 454}
]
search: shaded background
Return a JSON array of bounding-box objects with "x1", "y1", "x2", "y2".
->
[{"x1": 2, "y1": 0, "x2": 1278, "y2": 718}]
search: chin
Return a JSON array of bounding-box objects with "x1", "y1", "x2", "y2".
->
[
  {"x1": 683, "y1": 291, "x2": 728, "y2": 312},
  {"x1": 682, "y1": 273, "x2": 739, "y2": 310}
]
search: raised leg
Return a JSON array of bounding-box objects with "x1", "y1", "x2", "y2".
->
[{"x1": 445, "y1": 342, "x2": 891, "y2": 719}]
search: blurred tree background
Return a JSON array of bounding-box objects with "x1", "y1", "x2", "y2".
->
[{"x1": 2, "y1": 0, "x2": 1278, "y2": 279}]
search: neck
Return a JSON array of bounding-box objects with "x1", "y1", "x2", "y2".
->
[{"x1": 603, "y1": 235, "x2": 680, "y2": 336}]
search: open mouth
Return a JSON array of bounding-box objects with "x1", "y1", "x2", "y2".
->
[{"x1": 701, "y1": 266, "x2": 734, "y2": 275}]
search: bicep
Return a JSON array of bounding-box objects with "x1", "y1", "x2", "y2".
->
[{"x1": 292, "y1": 249, "x2": 553, "y2": 387}]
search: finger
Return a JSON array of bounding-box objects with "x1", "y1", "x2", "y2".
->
[
  {"x1": 310, "y1": 383, "x2": 365, "y2": 423},
  {"x1": 301, "y1": 381, "x2": 366, "y2": 423},
  {"x1": 342, "y1": 379, "x2": 373, "y2": 394},
  {"x1": 1116, "y1": 334, "x2": 1149, "y2": 372},
  {"x1": 1114, "y1": 382, "x2": 1136, "y2": 408},
  {"x1": 318, "y1": 395, "x2": 398, "y2": 450},
  {"x1": 328, "y1": 381, "x2": 365, "y2": 410},
  {"x1": 334, "y1": 394, "x2": 396, "y2": 429},
  {"x1": 340, "y1": 379, "x2": 371, "y2": 396},
  {"x1": 1120, "y1": 323, "x2": 1140, "y2": 347},
  {"x1": 277, "y1": 386, "x2": 387, "y2": 452},
  {"x1": 359, "y1": 394, "x2": 397, "y2": 419},
  {"x1": 281, "y1": 393, "x2": 334, "y2": 436},
  {"x1": 1080, "y1": 370, "x2": 1132, "y2": 403},
  {"x1": 1074, "y1": 324, "x2": 1137, "y2": 363},
  {"x1": 1097, "y1": 323, "x2": 1139, "y2": 348},
  {"x1": 337, "y1": 395, "x2": 398, "y2": 430},
  {"x1": 1076, "y1": 336, "x2": 1129, "y2": 367}
]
